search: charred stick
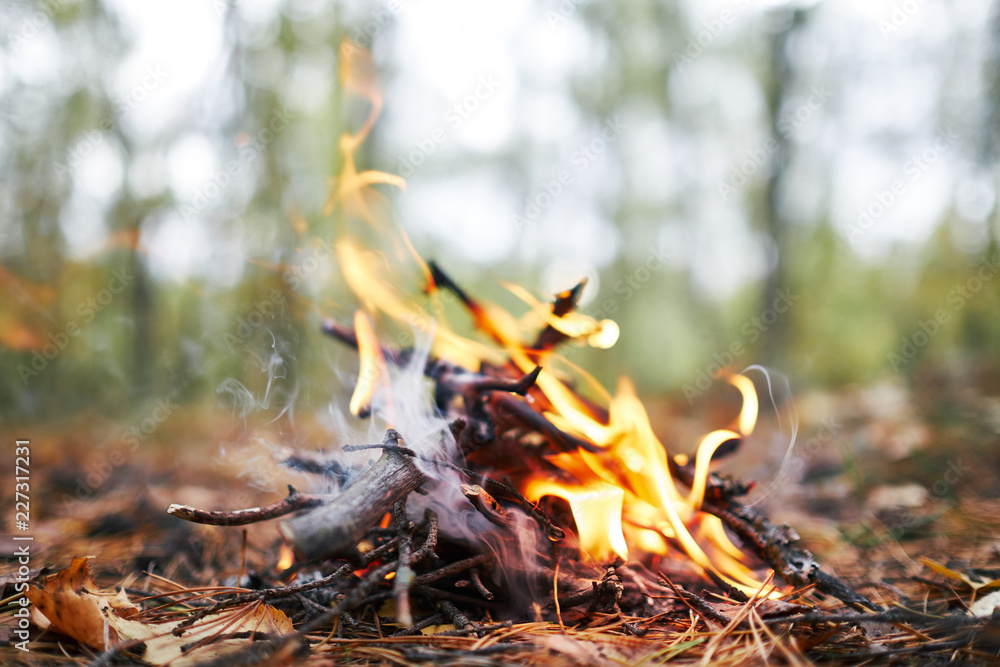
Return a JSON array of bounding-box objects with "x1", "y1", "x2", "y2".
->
[
  {"x1": 360, "y1": 536, "x2": 399, "y2": 565},
  {"x1": 449, "y1": 367, "x2": 542, "y2": 449},
  {"x1": 698, "y1": 502, "x2": 879, "y2": 611},
  {"x1": 280, "y1": 451, "x2": 353, "y2": 483},
  {"x1": 172, "y1": 562, "x2": 354, "y2": 634},
  {"x1": 426, "y1": 261, "x2": 509, "y2": 349},
  {"x1": 667, "y1": 460, "x2": 753, "y2": 501},
  {"x1": 360, "y1": 585, "x2": 503, "y2": 612},
  {"x1": 489, "y1": 475, "x2": 566, "y2": 541},
  {"x1": 832, "y1": 639, "x2": 972, "y2": 662},
  {"x1": 557, "y1": 587, "x2": 599, "y2": 609},
  {"x1": 705, "y1": 568, "x2": 751, "y2": 603},
  {"x1": 167, "y1": 485, "x2": 328, "y2": 526},
  {"x1": 489, "y1": 393, "x2": 602, "y2": 453},
  {"x1": 294, "y1": 593, "x2": 334, "y2": 621},
  {"x1": 556, "y1": 566, "x2": 624, "y2": 612},
  {"x1": 458, "y1": 366, "x2": 541, "y2": 396},
  {"x1": 411, "y1": 509, "x2": 439, "y2": 562},
  {"x1": 470, "y1": 568, "x2": 494, "y2": 600},
  {"x1": 389, "y1": 613, "x2": 446, "y2": 636},
  {"x1": 531, "y1": 279, "x2": 588, "y2": 350},
  {"x1": 413, "y1": 553, "x2": 494, "y2": 587},
  {"x1": 668, "y1": 455, "x2": 879, "y2": 611},
  {"x1": 462, "y1": 471, "x2": 566, "y2": 541},
  {"x1": 280, "y1": 430, "x2": 427, "y2": 560},
  {"x1": 435, "y1": 620, "x2": 513, "y2": 637},
  {"x1": 461, "y1": 484, "x2": 513, "y2": 530},
  {"x1": 391, "y1": 499, "x2": 415, "y2": 628},
  {"x1": 438, "y1": 600, "x2": 474, "y2": 630},
  {"x1": 426, "y1": 261, "x2": 488, "y2": 330},
  {"x1": 656, "y1": 574, "x2": 731, "y2": 626},
  {"x1": 412, "y1": 586, "x2": 504, "y2": 609},
  {"x1": 427, "y1": 261, "x2": 476, "y2": 309}
]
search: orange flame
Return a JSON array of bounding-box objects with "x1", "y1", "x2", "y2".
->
[
  {"x1": 324, "y1": 42, "x2": 773, "y2": 597},
  {"x1": 350, "y1": 310, "x2": 389, "y2": 418},
  {"x1": 524, "y1": 478, "x2": 628, "y2": 562}
]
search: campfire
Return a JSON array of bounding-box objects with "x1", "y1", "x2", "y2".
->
[
  {"x1": 162, "y1": 43, "x2": 882, "y2": 659},
  {"x1": 31, "y1": 42, "x2": 999, "y2": 667}
]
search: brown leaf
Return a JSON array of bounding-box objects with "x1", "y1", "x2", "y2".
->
[
  {"x1": 25, "y1": 557, "x2": 117, "y2": 650},
  {"x1": 27, "y1": 558, "x2": 294, "y2": 666}
]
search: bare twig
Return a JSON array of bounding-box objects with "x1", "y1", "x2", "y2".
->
[
  {"x1": 438, "y1": 600, "x2": 473, "y2": 630},
  {"x1": 167, "y1": 485, "x2": 328, "y2": 526},
  {"x1": 461, "y1": 484, "x2": 513, "y2": 530},
  {"x1": 392, "y1": 498, "x2": 415, "y2": 628}
]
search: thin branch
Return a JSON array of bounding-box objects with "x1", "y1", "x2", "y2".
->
[
  {"x1": 392, "y1": 498, "x2": 415, "y2": 628},
  {"x1": 167, "y1": 485, "x2": 328, "y2": 526}
]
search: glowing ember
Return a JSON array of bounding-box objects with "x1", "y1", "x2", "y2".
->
[{"x1": 277, "y1": 544, "x2": 294, "y2": 572}]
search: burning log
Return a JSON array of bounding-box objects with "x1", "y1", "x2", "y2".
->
[{"x1": 280, "y1": 429, "x2": 426, "y2": 560}]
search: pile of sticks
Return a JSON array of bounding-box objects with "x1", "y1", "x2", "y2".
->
[{"x1": 162, "y1": 265, "x2": 917, "y2": 662}]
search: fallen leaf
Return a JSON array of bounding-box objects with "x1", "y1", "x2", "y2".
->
[
  {"x1": 921, "y1": 558, "x2": 1000, "y2": 594},
  {"x1": 27, "y1": 558, "x2": 294, "y2": 666},
  {"x1": 110, "y1": 602, "x2": 293, "y2": 666},
  {"x1": 26, "y1": 557, "x2": 114, "y2": 650}
]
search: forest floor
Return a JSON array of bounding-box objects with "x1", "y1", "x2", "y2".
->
[{"x1": 3, "y1": 362, "x2": 1000, "y2": 665}]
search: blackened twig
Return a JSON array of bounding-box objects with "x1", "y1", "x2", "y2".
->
[
  {"x1": 470, "y1": 568, "x2": 494, "y2": 601},
  {"x1": 557, "y1": 567, "x2": 624, "y2": 612},
  {"x1": 172, "y1": 562, "x2": 354, "y2": 634},
  {"x1": 435, "y1": 620, "x2": 513, "y2": 637},
  {"x1": 411, "y1": 509, "x2": 439, "y2": 562},
  {"x1": 490, "y1": 393, "x2": 603, "y2": 453},
  {"x1": 389, "y1": 613, "x2": 446, "y2": 636},
  {"x1": 462, "y1": 366, "x2": 541, "y2": 396},
  {"x1": 531, "y1": 279, "x2": 587, "y2": 350},
  {"x1": 461, "y1": 484, "x2": 513, "y2": 530},
  {"x1": 656, "y1": 573, "x2": 731, "y2": 626},
  {"x1": 700, "y1": 502, "x2": 879, "y2": 611},
  {"x1": 439, "y1": 600, "x2": 473, "y2": 630},
  {"x1": 321, "y1": 318, "x2": 411, "y2": 366},
  {"x1": 670, "y1": 459, "x2": 879, "y2": 612},
  {"x1": 413, "y1": 553, "x2": 494, "y2": 587}
]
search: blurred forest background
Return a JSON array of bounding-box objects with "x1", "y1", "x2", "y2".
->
[{"x1": 3, "y1": 0, "x2": 1000, "y2": 435}]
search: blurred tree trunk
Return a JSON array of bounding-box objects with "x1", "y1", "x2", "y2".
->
[
  {"x1": 760, "y1": 8, "x2": 809, "y2": 365},
  {"x1": 982, "y1": 0, "x2": 1000, "y2": 251}
]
